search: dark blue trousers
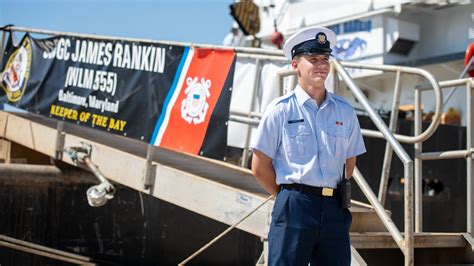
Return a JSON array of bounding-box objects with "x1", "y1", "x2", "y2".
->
[{"x1": 268, "y1": 187, "x2": 352, "y2": 266}]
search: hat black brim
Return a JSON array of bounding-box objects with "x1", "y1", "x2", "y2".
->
[{"x1": 292, "y1": 48, "x2": 333, "y2": 59}]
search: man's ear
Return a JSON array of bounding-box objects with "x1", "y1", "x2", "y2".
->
[
  {"x1": 291, "y1": 59, "x2": 298, "y2": 70},
  {"x1": 291, "y1": 58, "x2": 300, "y2": 77}
]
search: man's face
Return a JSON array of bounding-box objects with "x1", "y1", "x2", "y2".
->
[{"x1": 292, "y1": 54, "x2": 330, "y2": 85}]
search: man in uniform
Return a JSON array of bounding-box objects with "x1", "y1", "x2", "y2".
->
[{"x1": 251, "y1": 26, "x2": 366, "y2": 265}]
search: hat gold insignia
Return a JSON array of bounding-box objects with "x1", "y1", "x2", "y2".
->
[{"x1": 316, "y1": 32, "x2": 326, "y2": 44}]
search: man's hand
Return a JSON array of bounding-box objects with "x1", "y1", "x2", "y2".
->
[
  {"x1": 251, "y1": 149, "x2": 280, "y2": 196},
  {"x1": 345, "y1": 156, "x2": 357, "y2": 179}
]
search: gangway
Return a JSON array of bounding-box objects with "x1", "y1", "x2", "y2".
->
[{"x1": 1, "y1": 26, "x2": 474, "y2": 265}]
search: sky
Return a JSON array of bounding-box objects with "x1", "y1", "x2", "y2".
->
[{"x1": 0, "y1": 0, "x2": 236, "y2": 45}]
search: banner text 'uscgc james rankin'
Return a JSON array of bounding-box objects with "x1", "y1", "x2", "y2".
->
[{"x1": 40, "y1": 38, "x2": 166, "y2": 73}]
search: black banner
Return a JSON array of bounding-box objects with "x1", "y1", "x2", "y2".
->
[{"x1": 0, "y1": 33, "x2": 236, "y2": 159}]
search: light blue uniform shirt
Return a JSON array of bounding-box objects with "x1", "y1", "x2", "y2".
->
[{"x1": 251, "y1": 85, "x2": 366, "y2": 189}]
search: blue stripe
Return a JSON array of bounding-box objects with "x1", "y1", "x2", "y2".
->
[{"x1": 150, "y1": 47, "x2": 190, "y2": 144}]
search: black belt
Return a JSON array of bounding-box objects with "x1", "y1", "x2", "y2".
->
[{"x1": 281, "y1": 183, "x2": 339, "y2": 197}]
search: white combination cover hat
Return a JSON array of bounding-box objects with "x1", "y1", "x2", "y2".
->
[{"x1": 282, "y1": 26, "x2": 337, "y2": 60}]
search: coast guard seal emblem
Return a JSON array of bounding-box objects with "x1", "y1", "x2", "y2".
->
[
  {"x1": 181, "y1": 77, "x2": 211, "y2": 125},
  {"x1": 1, "y1": 38, "x2": 32, "y2": 102}
]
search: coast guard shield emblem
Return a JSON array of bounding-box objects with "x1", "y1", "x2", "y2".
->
[
  {"x1": 1, "y1": 38, "x2": 32, "y2": 102},
  {"x1": 181, "y1": 77, "x2": 211, "y2": 125}
]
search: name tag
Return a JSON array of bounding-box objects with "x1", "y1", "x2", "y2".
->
[{"x1": 288, "y1": 119, "x2": 304, "y2": 124}]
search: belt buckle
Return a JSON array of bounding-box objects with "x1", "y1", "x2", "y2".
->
[{"x1": 322, "y1": 187, "x2": 334, "y2": 197}]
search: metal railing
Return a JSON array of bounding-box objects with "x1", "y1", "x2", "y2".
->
[
  {"x1": 415, "y1": 78, "x2": 474, "y2": 233},
  {"x1": 334, "y1": 60, "x2": 415, "y2": 266},
  {"x1": 232, "y1": 54, "x2": 287, "y2": 168},
  {"x1": 341, "y1": 62, "x2": 443, "y2": 144},
  {"x1": 0, "y1": 25, "x2": 283, "y2": 59}
]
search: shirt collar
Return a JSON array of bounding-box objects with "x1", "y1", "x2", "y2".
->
[
  {"x1": 294, "y1": 85, "x2": 311, "y2": 107},
  {"x1": 294, "y1": 85, "x2": 335, "y2": 108}
]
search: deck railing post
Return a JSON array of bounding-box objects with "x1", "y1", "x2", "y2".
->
[
  {"x1": 414, "y1": 88, "x2": 423, "y2": 233},
  {"x1": 378, "y1": 70, "x2": 402, "y2": 205},
  {"x1": 467, "y1": 80, "x2": 474, "y2": 234}
]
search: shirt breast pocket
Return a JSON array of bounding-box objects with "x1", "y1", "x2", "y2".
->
[
  {"x1": 284, "y1": 123, "x2": 313, "y2": 159},
  {"x1": 326, "y1": 125, "x2": 350, "y2": 158}
]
